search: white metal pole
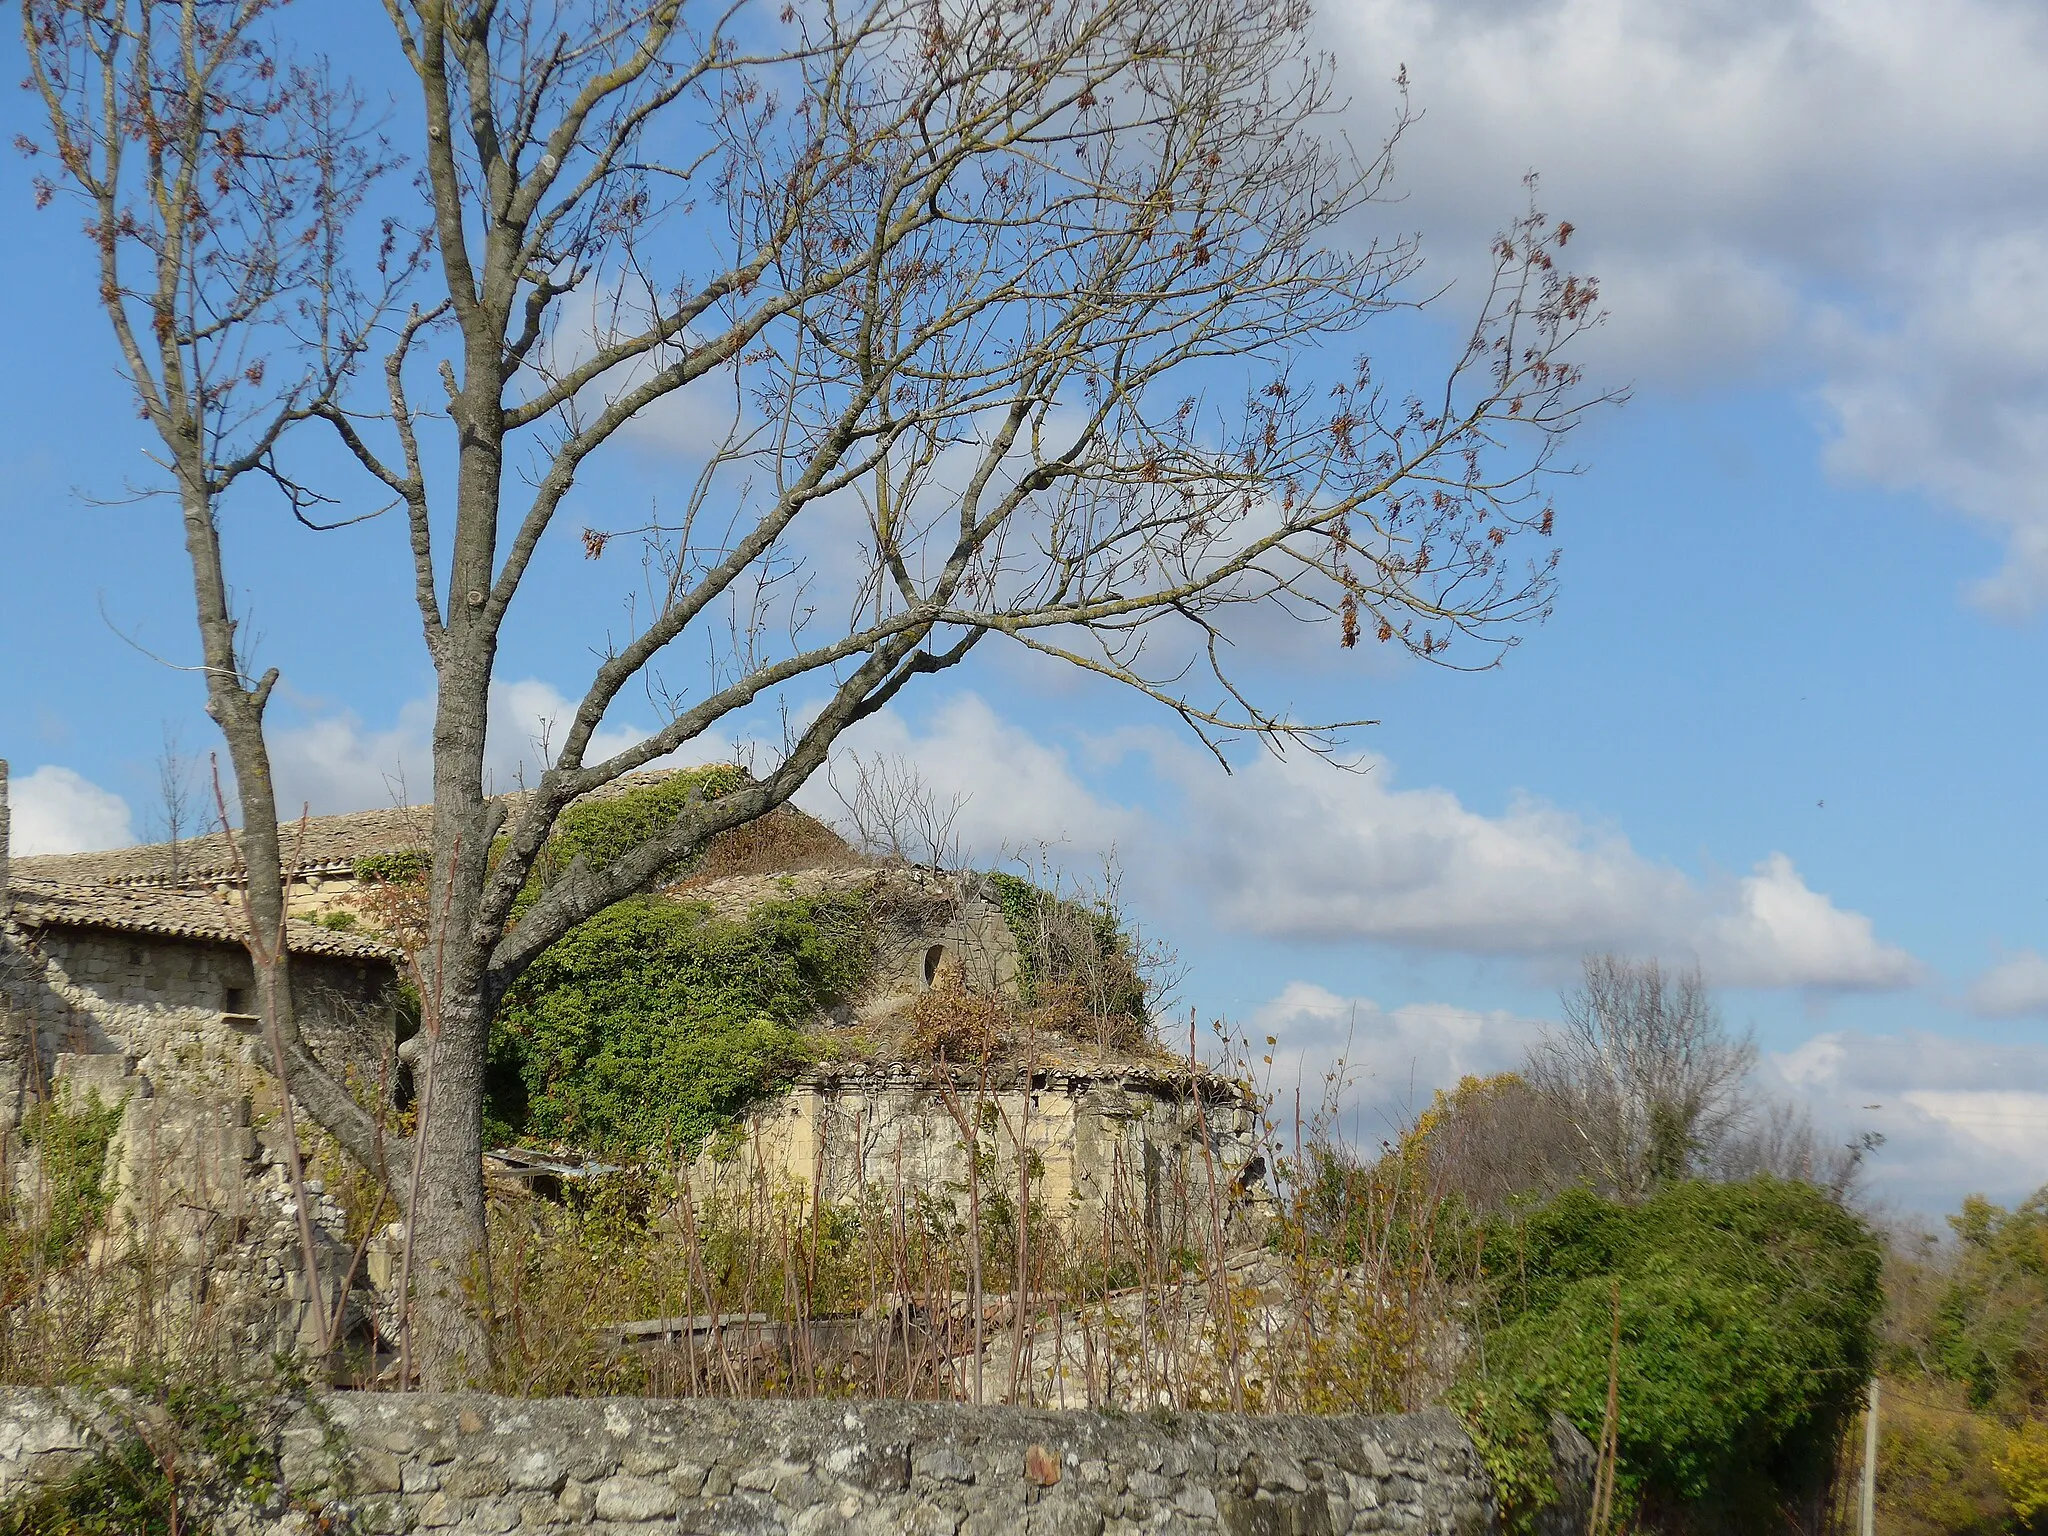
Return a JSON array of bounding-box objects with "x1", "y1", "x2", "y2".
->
[{"x1": 1859, "y1": 1376, "x2": 1879, "y2": 1536}]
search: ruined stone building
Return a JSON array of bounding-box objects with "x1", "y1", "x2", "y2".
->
[
  {"x1": 0, "y1": 762, "x2": 404, "y2": 1354},
  {"x1": 2, "y1": 759, "x2": 1267, "y2": 1362}
]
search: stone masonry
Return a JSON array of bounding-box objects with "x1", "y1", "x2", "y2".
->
[{"x1": 0, "y1": 1388, "x2": 1594, "y2": 1534}]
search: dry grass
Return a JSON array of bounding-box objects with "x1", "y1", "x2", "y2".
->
[
  {"x1": 457, "y1": 1023, "x2": 1467, "y2": 1414},
  {"x1": 2, "y1": 1015, "x2": 1470, "y2": 1417},
  {"x1": 691, "y1": 806, "x2": 859, "y2": 880}
]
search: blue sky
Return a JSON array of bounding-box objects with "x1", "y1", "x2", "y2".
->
[{"x1": 4, "y1": 0, "x2": 2048, "y2": 1216}]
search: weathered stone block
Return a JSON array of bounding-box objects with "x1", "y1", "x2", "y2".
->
[
  {"x1": 506, "y1": 1445, "x2": 566, "y2": 1493},
  {"x1": 594, "y1": 1472, "x2": 681, "y2": 1521},
  {"x1": 347, "y1": 1447, "x2": 405, "y2": 1494}
]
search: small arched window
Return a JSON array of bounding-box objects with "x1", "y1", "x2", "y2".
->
[{"x1": 923, "y1": 945, "x2": 947, "y2": 988}]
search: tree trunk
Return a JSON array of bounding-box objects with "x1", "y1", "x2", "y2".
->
[{"x1": 405, "y1": 982, "x2": 495, "y2": 1388}]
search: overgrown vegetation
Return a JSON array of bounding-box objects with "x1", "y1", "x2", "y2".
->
[
  {"x1": 1869, "y1": 1190, "x2": 2048, "y2": 1534},
  {"x1": 984, "y1": 870, "x2": 1148, "y2": 1039},
  {"x1": 0, "y1": 890, "x2": 1986, "y2": 1536},
  {"x1": 0, "y1": 1375, "x2": 292, "y2": 1536},
  {"x1": 485, "y1": 890, "x2": 873, "y2": 1157},
  {"x1": 522, "y1": 765, "x2": 750, "y2": 898},
  {"x1": 1456, "y1": 1178, "x2": 1883, "y2": 1531},
  {"x1": 10, "y1": 1093, "x2": 124, "y2": 1272}
]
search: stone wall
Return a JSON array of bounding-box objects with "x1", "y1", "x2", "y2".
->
[
  {"x1": 0, "y1": 925, "x2": 396, "y2": 1355},
  {"x1": 691, "y1": 1063, "x2": 1270, "y2": 1250},
  {"x1": 0, "y1": 1388, "x2": 1593, "y2": 1534},
  {"x1": 0, "y1": 926, "x2": 394, "y2": 1131}
]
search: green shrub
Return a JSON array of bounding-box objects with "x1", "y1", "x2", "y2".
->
[
  {"x1": 1459, "y1": 1176, "x2": 1882, "y2": 1530},
  {"x1": 532, "y1": 764, "x2": 749, "y2": 890},
  {"x1": 487, "y1": 890, "x2": 873, "y2": 1158},
  {"x1": 984, "y1": 870, "x2": 1146, "y2": 1023},
  {"x1": 12, "y1": 1093, "x2": 125, "y2": 1269},
  {"x1": 350, "y1": 848, "x2": 429, "y2": 884},
  {"x1": 1925, "y1": 1192, "x2": 2048, "y2": 1418},
  {"x1": 350, "y1": 766, "x2": 750, "y2": 906}
]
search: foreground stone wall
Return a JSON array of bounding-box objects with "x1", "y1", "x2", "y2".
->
[{"x1": 0, "y1": 1389, "x2": 1592, "y2": 1534}]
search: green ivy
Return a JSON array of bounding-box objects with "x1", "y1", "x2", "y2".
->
[
  {"x1": 1447, "y1": 1382, "x2": 1565, "y2": 1535},
  {"x1": 486, "y1": 889, "x2": 873, "y2": 1158},
  {"x1": 350, "y1": 849, "x2": 428, "y2": 884},
  {"x1": 15, "y1": 1093, "x2": 124, "y2": 1268},
  {"x1": 1461, "y1": 1177, "x2": 1882, "y2": 1531},
  {"x1": 515, "y1": 764, "x2": 749, "y2": 905},
  {"x1": 983, "y1": 870, "x2": 1146, "y2": 1020}
]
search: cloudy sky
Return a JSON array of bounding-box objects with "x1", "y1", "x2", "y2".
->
[{"x1": 4, "y1": 0, "x2": 2047, "y2": 1216}]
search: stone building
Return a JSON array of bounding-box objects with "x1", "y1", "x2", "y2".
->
[
  {"x1": 3, "y1": 756, "x2": 1267, "y2": 1361},
  {"x1": 0, "y1": 762, "x2": 404, "y2": 1355},
  {"x1": 691, "y1": 1057, "x2": 1268, "y2": 1256}
]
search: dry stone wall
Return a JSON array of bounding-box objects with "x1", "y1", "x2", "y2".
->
[{"x1": 0, "y1": 1389, "x2": 1592, "y2": 1535}]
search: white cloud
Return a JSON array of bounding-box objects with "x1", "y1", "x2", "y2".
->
[
  {"x1": 1770, "y1": 1029, "x2": 2048, "y2": 1211},
  {"x1": 1322, "y1": 0, "x2": 2048, "y2": 612},
  {"x1": 803, "y1": 693, "x2": 1137, "y2": 864},
  {"x1": 6, "y1": 765, "x2": 135, "y2": 855},
  {"x1": 265, "y1": 678, "x2": 710, "y2": 816},
  {"x1": 1816, "y1": 231, "x2": 2048, "y2": 616},
  {"x1": 820, "y1": 696, "x2": 1914, "y2": 989},
  {"x1": 1175, "y1": 749, "x2": 1917, "y2": 989},
  {"x1": 1706, "y1": 853, "x2": 1922, "y2": 991},
  {"x1": 1244, "y1": 981, "x2": 1543, "y2": 1140},
  {"x1": 1968, "y1": 950, "x2": 2048, "y2": 1019}
]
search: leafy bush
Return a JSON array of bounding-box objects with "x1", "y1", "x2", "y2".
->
[
  {"x1": 487, "y1": 890, "x2": 873, "y2": 1158},
  {"x1": 532, "y1": 763, "x2": 750, "y2": 889},
  {"x1": 1869, "y1": 1384, "x2": 2013, "y2": 1536},
  {"x1": 12, "y1": 1093, "x2": 124, "y2": 1268},
  {"x1": 1924, "y1": 1193, "x2": 2048, "y2": 1418},
  {"x1": 350, "y1": 848, "x2": 429, "y2": 885},
  {"x1": 1875, "y1": 1190, "x2": 2048, "y2": 1533},
  {"x1": 1459, "y1": 1176, "x2": 1883, "y2": 1529},
  {"x1": 984, "y1": 870, "x2": 1146, "y2": 1027}
]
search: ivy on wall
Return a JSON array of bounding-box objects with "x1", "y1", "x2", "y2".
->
[{"x1": 485, "y1": 890, "x2": 875, "y2": 1158}]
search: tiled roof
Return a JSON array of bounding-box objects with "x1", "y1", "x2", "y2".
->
[
  {"x1": 5, "y1": 878, "x2": 404, "y2": 964},
  {"x1": 11, "y1": 769, "x2": 706, "y2": 888},
  {"x1": 12, "y1": 804, "x2": 434, "y2": 886}
]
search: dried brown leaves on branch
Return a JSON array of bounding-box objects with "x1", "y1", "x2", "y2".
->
[{"x1": 24, "y1": 0, "x2": 1614, "y2": 1383}]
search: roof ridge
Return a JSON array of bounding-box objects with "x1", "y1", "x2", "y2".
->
[
  {"x1": 10, "y1": 767, "x2": 705, "y2": 887},
  {"x1": 7, "y1": 876, "x2": 404, "y2": 964}
]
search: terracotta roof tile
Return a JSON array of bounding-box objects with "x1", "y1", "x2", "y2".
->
[
  {"x1": 5, "y1": 878, "x2": 403, "y2": 964},
  {"x1": 10, "y1": 769, "x2": 711, "y2": 888}
]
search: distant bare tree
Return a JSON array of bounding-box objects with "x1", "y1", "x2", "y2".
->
[
  {"x1": 1714, "y1": 1100, "x2": 1884, "y2": 1205},
  {"x1": 26, "y1": 0, "x2": 1612, "y2": 1382},
  {"x1": 149, "y1": 724, "x2": 202, "y2": 882},
  {"x1": 827, "y1": 752, "x2": 967, "y2": 872},
  {"x1": 19, "y1": 0, "x2": 416, "y2": 1210},
  {"x1": 1526, "y1": 955, "x2": 1757, "y2": 1202},
  {"x1": 1413, "y1": 1072, "x2": 1589, "y2": 1217}
]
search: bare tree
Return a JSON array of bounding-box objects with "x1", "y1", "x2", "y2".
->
[
  {"x1": 148, "y1": 723, "x2": 201, "y2": 882},
  {"x1": 1526, "y1": 955, "x2": 1758, "y2": 1202},
  {"x1": 26, "y1": 0, "x2": 1612, "y2": 1382},
  {"x1": 1713, "y1": 1100, "x2": 1884, "y2": 1205},
  {"x1": 827, "y1": 752, "x2": 967, "y2": 871},
  {"x1": 1412, "y1": 1072, "x2": 1589, "y2": 1218},
  {"x1": 18, "y1": 0, "x2": 418, "y2": 1264}
]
